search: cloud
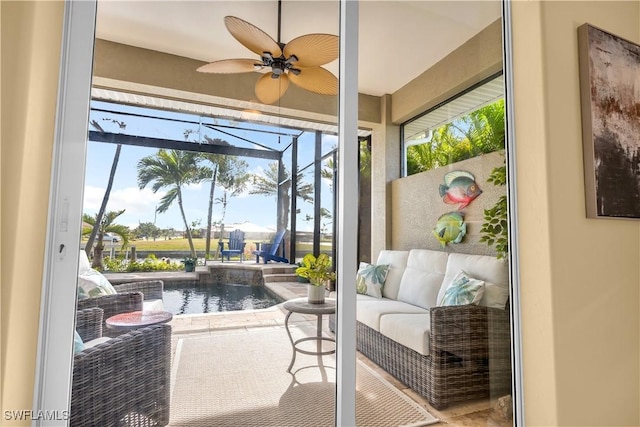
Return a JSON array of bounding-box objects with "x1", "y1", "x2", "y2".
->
[
  {"x1": 183, "y1": 182, "x2": 203, "y2": 191},
  {"x1": 83, "y1": 185, "x2": 165, "y2": 215}
]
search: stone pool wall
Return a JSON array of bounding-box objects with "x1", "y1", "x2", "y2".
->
[{"x1": 175, "y1": 266, "x2": 263, "y2": 287}]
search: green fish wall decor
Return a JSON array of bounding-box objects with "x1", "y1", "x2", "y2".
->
[
  {"x1": 439, "y1": 170, "x2": 482, "y2": 210},
  {"x1": 433, "y1": 212, "x2": 466, "y2": 248}
]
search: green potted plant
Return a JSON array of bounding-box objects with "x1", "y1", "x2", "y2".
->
[
  {"x1": 181, "y1": 256, "x2": 197, "y2": 272},
  {"x1": 295, "y1": 261, "x2": 310, "y2": 283},
  {"x1": 295, "y1": 253, "x2": 336, "y2": 304}
]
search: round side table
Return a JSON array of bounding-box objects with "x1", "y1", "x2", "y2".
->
[
  {"x1": 105, "y1": 310, "x2": 173, "y2": 332},
  {"x1": 283, "y1": 297, "x2": 336, "y2": 372}
]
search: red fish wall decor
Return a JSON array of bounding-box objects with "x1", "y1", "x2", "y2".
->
[{"x1": 438, "y1": 170, "x2": 482, "y2": 210}]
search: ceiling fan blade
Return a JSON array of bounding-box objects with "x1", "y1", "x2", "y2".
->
[
  {"x1": 224, "y1": 16, "x2": 282, "y2": 58},
  {"x1": 288, "y1": 66, "x2": 337, "y2": 96},
  {"x1": 283, "y1": 34, "x2": 338, "y2": 67},
  {"x1": 197, "y1": 59, "x2": 262, "y2": 74},
  {"x1": 255, "y1": 73, "x2": 290, "y2": 104}
]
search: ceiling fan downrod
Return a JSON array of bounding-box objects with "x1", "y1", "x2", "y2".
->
[{"x1": 260, "y1": 2, "x2": 301, "y2": 80}]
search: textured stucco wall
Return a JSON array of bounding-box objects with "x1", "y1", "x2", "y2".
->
[{"x1": 390, "y1": 150, "x2": 505, "y2": 255}]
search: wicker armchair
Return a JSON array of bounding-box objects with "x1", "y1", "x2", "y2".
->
[
  {"x1": 113, "y1": 280, "x2": 164, "y2": 301},
  {"x1": 76, "y1": 280, "x2": 164, "y2": 338},
  {"x1": 71, "y1": 307, "x2": 171, "y2": 426}
]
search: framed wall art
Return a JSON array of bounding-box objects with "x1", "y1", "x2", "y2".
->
[{"x1": 578, "y1": 23, "x2": 640, "y2": 219}]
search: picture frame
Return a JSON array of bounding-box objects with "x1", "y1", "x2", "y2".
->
[{"x1": 578, "y1": 23, "x2": 640, "y2": 219}]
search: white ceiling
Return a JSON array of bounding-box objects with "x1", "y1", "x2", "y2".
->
[{"x1": 95, "y1": 1, "x2": 501, "y2": 97}]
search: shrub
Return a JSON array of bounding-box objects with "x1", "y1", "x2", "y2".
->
[
  {"x1": 102, "y1": 254, "x2": 183, "y2": 273},
  {"x1": 479, "y1": 165, "x2": 508, "y2": 259}
]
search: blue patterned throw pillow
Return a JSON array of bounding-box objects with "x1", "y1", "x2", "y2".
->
[
  {"x1": 74, "y1": 330, "x2": 85, "y2": 353},
  {"x1": 356, "y1": 262, "x2": 390, "y2": 298},
  {"x1": 439, "y1": 270, "x2": 485, "y2": 306}
]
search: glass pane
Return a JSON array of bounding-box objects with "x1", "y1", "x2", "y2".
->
[
  {"x1": 357, "y1": 1, "x2": 514, "y2": 426},
  {"x1": 403, "y1": 77, "x2": 505, "y2": 177},
  {"x1": 73, "y1": 1, "x2": 340, "y2": 425}
]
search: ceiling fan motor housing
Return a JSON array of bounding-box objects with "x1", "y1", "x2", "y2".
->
[{"x1": 262, "y1": 51, "x2": 300, "y2": 78}]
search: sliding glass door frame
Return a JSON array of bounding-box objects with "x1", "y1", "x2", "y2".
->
[
  {"x1": 33, "y1": 2, "x2": 96, "y2": 424},
  {"x1": 34, "y1": 1, "x2": 360, "y2": 425},
  {"x1": 35, "y1": 2, "x2": 523, "y2": 426}
]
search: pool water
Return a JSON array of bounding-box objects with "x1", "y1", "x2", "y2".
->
[{"x1": 163, "y1": 282, "x2": 283, "y2": 315}]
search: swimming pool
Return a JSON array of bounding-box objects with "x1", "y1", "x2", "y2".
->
[{"x1": 163, "y1": 282, "x2": 283, "y2": 315}]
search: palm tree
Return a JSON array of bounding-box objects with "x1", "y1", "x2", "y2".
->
[
  {"x1": 249, "y1": 162, "x2": 313, "y2": 230},
  {"x1": 450, "y1": 99, "x2": 505, "y2": 157},
  {"x1": 406, "y1": 99, "x2": 505, "y2": 174},
  {"x1": 85, "y1": 119, "x2": 122, "y2": 258},
  {"x1": 82, "y1": 209, "x2": 130, "y2": 270},
  {"x1": 137, "y1": 149, "x2": 205, "y2": 258},
  {"x1": 198, "y1": 144, "x2": 249, "y2": 259}
]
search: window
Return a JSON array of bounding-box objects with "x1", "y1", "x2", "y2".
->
[{"x1": 402, "y1": 74, "x2": 505, "y2": 177}]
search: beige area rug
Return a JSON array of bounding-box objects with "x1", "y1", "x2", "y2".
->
[{"x1": 169, "y1": 327, "x2": 439, "y2": 427}]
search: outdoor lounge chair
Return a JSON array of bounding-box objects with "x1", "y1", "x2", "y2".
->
[
  {"x1": 71, "y1": 307, "x2": 171, "y2": 427},
  {"x1": 77, "y1": 249, "x2": 165, "y2": 337},
  {"x1": 218, "y1": 229, "x2": 246, "y2": 262},
  {"x1": 252, "y1": 229, "x2": 289, "y2": 264}
]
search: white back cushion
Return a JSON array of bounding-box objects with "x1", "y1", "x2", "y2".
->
[
  {"x1": 78, "y1": 250, "x2": 92, "y2": 274},
  {"x1": 376, "y1": 250, "x2": 409, "y2": 300},
  {"x1": 396, "y1": 249, "x2": 449, "y2": 309},
  {"x1": 438, "y1": 252, "x2": 509, "y2": 309}
]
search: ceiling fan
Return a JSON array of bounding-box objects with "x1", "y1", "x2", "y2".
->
[{"x1": 197, "y1": 1, "x2": 338, "y2": 104}]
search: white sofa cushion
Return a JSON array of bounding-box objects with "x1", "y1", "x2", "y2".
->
[
  {"x1": 379, "y1": 313, "x2": 431, "y2": 356},
  {"x1": 84, "y1": 336, "x2": 111, "y2": 349},
  {"x1": 143, "y1": 299, "x2": 165, "y2": 312},
  {"x1": 376, "y1": 250, "x2": 409, "y2": 300},
  {"x1": 356, "y1": 295, "x2": 426, "y2": 331},
  {"x1": 438, "y1": 252, "x2": 509, "y2": 309},
  {"x1": 396, "y1": 249, "x2": 449, "y2": 310}
]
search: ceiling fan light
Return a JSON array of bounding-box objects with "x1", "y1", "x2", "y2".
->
[
  {"x1": 287, "y1": 55, "x2": 298, "y2": 64},
  {"x1": 289, "y1": 68, "x2": 301, "y2": 76},
  {"x1": 272, "y1": 62, "x2": 285, "y2": 76}
]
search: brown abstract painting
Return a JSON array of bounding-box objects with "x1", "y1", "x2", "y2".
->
[{"x1": 578, "y1": 24, "x2": 640, "y2": 219}]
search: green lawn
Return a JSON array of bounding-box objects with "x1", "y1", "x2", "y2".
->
[
  {"x1": 109, "y1": 238, "x2": 329, "y2": 252},
  {"x1": 119, "y1": 238, "x2": 247, "y2": 251}
]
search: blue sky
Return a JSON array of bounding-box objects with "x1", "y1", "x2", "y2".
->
[{"x1": 83, "y1": 102, "x2": 337, "y2": 234}]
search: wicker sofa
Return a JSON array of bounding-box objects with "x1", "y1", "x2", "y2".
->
[
  {"x1": 71, "y1": 307, "x2": 171, "y2": 426},
  {"x1": 340, "y1": 249, "x2": 512, "y2": 409}
]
